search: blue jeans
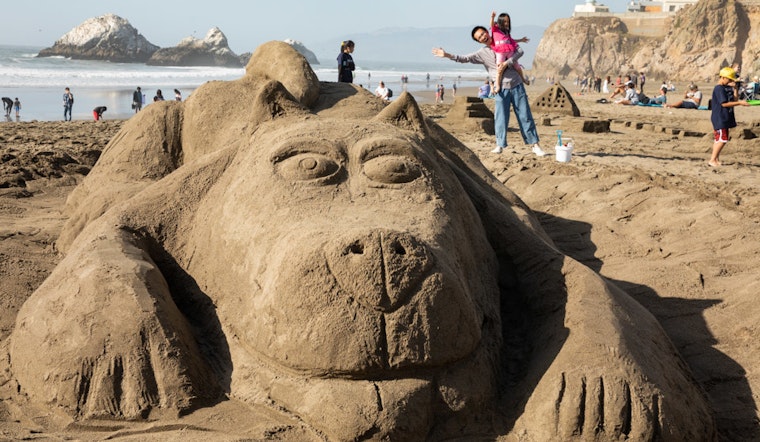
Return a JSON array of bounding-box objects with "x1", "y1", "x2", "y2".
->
[
  {"x1": 493, "y1": 83, "x2": 539, "y2": 148},
  {"x1": 64, "y1": 105, "x2": 72, "y2": 121}
]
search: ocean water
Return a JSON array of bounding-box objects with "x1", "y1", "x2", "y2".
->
[{"x1": 0, "y1": 45, "x2": 487, "y2": 122}]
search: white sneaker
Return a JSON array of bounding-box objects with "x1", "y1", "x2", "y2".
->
[
  {"x1": 491, "y1": 146, "x2": 504, "y2": 154},
  {"x1": 532, "y1": 144, "x2": 547, "y2": 157}
]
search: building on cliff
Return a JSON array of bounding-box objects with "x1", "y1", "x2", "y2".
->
[
  {"x1": 573, "y1": 0, "x2": 698, "y2": 17},
  {"x1": 572, "y1": 0, "x2": 699, "y2": 37}
]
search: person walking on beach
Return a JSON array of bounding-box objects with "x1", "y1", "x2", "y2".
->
[
  {"x1": 93, "y1": 106, "x2": 107, "y2": 121},
  {"x1": 13, "y1": 98, "x2": 21, "y2": 119},
  {"x1": 132, "y1": 87, "x2": 143, "y2": 113},
  {"x1": 432, "y1": 26, "x2": 546, "y2": 156},
  {"x1": 2, "y1": 97, "x2": 12, "y2": 118},
  {"x1": 337, "y1": 40, "x2": 355, "y2": 83},
  {"x1": 154, "y1": 89, "x2": 165, "y2": 102},
  {"x1": 174, "y1": 89, "x2": 182, "y2": 101},
  {"x1": 62, "y1": 87, "x2": 74, "y2": 121},
  {"x1": 708, "y1": 66, "x2": 749, "y2": 167}
]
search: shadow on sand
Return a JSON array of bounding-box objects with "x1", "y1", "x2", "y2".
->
[{"x1": 535, "y1": 210, "x2": 759, "y2": 441}]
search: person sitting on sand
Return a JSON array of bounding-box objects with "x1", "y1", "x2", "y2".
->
[
  {"x1": 608, "y1": 75, "x2": 632, "y2": 100},
  {"x1": 478, "y1": 80, "x2": 491, "y2": 98},
  {"x1": 665, "y1": 84, "x2": 702, "y2": 109},
  {"x1": 650, "y1": 86, "x2": 668, "y2": 105},
  {"x1": 613, "y1": 81, "x2": 639, "y2": 105},
  {"x1": 374, "y1": 81, "x2": 389, "y2": 101}
]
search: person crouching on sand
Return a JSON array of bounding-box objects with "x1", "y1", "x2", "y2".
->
[
  {"x1": 93, "y1": 106, "x2": 107, "y2": 121},
  {"x1": 708, "y1": 66, "x2": 749, "y2": 167}
]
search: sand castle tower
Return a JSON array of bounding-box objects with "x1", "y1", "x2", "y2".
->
[{"x1": 442, "y1": 96, "x2": 495, "y2": 135}]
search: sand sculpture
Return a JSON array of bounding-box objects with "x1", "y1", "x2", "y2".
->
[
  {"x1": 8, "y1": 41, "x2": 715, "y2": 440},
  {"x1": 532, "y1": 81, "x2": 581, "y2": 117}
]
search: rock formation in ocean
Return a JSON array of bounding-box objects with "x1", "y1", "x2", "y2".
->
[
  {"x1": 37, "y1": 14, "x2": 159, "y2": 63},
  {"x1": 146, "y1": 27, "x2": 242, "y2": 67},
  {"x1": 533, "y1": 0, "x2": 760, "y2": 81}
]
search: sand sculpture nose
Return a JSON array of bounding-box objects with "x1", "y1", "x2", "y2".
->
[{"x1": 327, "y1": 230, "x2": 433, "y2": 312}]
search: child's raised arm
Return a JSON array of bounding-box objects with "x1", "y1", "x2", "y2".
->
[{"x1": 490, "y1": 11, "x2": 496, "y2": 29}]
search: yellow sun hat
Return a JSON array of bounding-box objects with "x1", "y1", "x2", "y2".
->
[{"x1": 719, "y1": 66, "x2": 738, "y2": 81}]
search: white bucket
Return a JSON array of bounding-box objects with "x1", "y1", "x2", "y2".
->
[{"x1": 555, "y1": 141, "x2": 573, "y2": 162}]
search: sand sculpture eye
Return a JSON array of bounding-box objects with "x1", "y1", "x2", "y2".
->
[
  {"x1": 362, "y1": 155, "x2": 422, "y2": 184},
  {"x1": 275, "y1": 152, "x2": 342, "y2": 183}
]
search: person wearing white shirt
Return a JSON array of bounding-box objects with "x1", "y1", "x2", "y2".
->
[{"x1": 375, "y1": 81, "x2": 389, "y2": 101}]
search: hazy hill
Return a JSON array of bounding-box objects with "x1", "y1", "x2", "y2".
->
[{"x1": 310, "y1": 25, "x2": 544, "y2": 68}]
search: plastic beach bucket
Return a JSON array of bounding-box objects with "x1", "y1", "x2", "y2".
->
[{"x1": 555, "y1": 139, "x2": 574, "y2": 162}]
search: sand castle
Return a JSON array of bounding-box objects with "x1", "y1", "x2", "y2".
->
[{"x1": 8, "y1": 41, "x2": 715, "y2": 440}]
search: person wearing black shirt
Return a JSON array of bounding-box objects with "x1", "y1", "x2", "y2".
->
[
  {"x1": 93, "y1": 106, "x2": 107, "y2": 121},
  {"x1": 337, "y1": 40, "x2": 355, "y2": 83}
]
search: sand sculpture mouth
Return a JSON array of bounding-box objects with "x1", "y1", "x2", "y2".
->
[{"x1": 228, "y1": 228, "x2": 485, "y2": 378}]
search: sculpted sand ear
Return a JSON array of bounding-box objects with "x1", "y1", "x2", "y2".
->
[
  {"x1": 245, "y1": 40, "x2": 320, "y2": 108},
  {"x1": 373, "y1": 91, "x2": 428, "y2": 133}
]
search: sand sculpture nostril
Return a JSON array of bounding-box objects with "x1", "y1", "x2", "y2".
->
[
  {"x1": 391, "y1": 240, "x2": 407, "y2": 256},
  {"x1": 327, "y1": 230, "x2": 432, "y2": 312},
  {"x1": 345, "y1": 241, "x2": 365, "y2": 255}
]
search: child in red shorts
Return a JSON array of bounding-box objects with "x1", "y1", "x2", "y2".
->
[{"x1": 709, "y1": 67, "x2": 749, "y2": 167}]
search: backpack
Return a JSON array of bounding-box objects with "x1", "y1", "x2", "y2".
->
[
  {"x1": 637, "y1": 91, "x2": 649, "y2": 104},
  {"x1": 387, "y1": 88, "x2": 393, "y2": 98}
]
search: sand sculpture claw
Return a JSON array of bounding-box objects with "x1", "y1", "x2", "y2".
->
[{"x1": 10, "y1": 228, "x2": 218, "y2": 419}]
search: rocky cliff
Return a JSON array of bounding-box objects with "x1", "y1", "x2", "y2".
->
[
  {"x1": 146, "y1": 27, "x2": 242, "y2": 67},
  {"x1": 37, "y1": 14, "x2": 158, "y2": 63},
  {"x1": 534, "y1": 0, "x2": 760, "y2": 81}
]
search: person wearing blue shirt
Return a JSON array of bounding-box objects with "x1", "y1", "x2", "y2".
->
[
  {"x1": 708, "y1": 66, "x2": 749, "y2": 167},
  {"x1": 337, "y1": 40, "x2": 355, "y2": 83}
]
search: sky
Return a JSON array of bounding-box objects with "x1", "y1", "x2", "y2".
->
[{"x1": 4, "y1": 1, "x2": 633, "y2": 54}]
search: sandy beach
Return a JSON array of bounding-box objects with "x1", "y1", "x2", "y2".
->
[{"x1": 1, "y1": 80, "x2": 758, "y2": 440}]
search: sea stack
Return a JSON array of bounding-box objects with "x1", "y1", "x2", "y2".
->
[
  {"x1": 37, "y1": 14, "x2": 159, "y2": 63},
  {"x1": 147, "y1": 27, "x2": 242, "y2": 67}
]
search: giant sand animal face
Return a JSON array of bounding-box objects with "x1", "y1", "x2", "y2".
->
[
  {"x1": 8, "y1": 41, "x2": 715, "y2": 441},
  {"x1": 189, "y1": 118, "x2": 498, "y2": 375}
]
